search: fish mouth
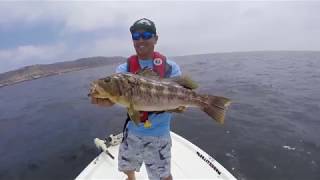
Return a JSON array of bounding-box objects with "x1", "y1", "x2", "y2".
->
[
  {"x1": 88, "y1": 82, "x2": 111, "y2": 99},
  {"x1": 88, "y1": 82, "x2": 101, "y2": 97}
]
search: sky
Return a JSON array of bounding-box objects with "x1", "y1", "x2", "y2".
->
[{"x1": 0, "y1": 1, "x2": 320, "y2": 73}]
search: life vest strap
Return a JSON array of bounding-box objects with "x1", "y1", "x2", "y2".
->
[{"x1": 125, "y1": 52, "x2": 170, "y2": 128}]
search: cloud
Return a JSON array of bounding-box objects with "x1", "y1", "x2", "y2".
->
[
  {"x1": 0, "y1": 43, "x2": 66, "y2": 72},
  {"x1": 0, "y1": 2, "x2": 63, "y2": 29},
  {"x1": 90, "y1": 36, "x2": 134, "y2": 57},
  {"x1": 61, "y1": 3, "x2": 131, "y2": 32},
  {"x1": 0, "y1": 1, "x2": 320, "y2": 73}
]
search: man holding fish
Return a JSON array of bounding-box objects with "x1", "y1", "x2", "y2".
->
[{"x1": 90, "y1": 18, "x2": 231, "y2": 180}]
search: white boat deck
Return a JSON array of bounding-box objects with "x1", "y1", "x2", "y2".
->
[{"x1": 76, "y1": 132, "x2": 236, "y2": 180}]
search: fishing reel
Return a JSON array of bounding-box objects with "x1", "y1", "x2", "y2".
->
[{"x1": 94, "y1": 133, "x2": 123, "y2": 160}]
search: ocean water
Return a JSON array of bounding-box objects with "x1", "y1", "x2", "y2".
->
[{"x1": 0, "y1": 51, "x2": 319, "y2": 180}]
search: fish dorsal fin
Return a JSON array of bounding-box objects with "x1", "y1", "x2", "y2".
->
[
  {"x1": 169, "y1": 75, "x2": 198, "y2": 90},
  {"x1": 137, "y1": 69, "x2": 198, "y2": 89}
]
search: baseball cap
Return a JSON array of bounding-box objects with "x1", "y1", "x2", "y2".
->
[{"x1": 130, "y1": 18, "x2": 157, "y2": 34}]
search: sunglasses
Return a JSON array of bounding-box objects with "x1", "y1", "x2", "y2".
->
[{"x1": 131, "y1": 31, "x2": 155, "y2": 40}]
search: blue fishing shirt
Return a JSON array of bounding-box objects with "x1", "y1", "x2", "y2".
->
[{"x1": 116, "y1": 59, "x2": 182, "y2": 137}]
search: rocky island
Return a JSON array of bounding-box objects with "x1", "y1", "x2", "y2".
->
[{"x1": 0, "y1": 56, "x2": 125, "y2": 88}]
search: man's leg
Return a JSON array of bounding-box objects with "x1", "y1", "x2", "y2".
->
[
  {"x1": 144, "y1": 135, "x2": 172, "y2": 180},
  {"x1": 161, "y1": 174, "x2": 172, "y2": 180},
  {"x1": 118, "y1": 133, "x2": 143, "y2": 179},
  {"x1": 124, "y1": 170, "x2": 136, "y2": 180}
]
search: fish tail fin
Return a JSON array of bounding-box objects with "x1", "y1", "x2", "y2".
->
[{"x1": 199, "y1": 95, "x2": 231, "y2": 124}]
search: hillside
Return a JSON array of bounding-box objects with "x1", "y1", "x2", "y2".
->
[{"x1": 0, "y1": 56, "x2": 125, "y2": 88}]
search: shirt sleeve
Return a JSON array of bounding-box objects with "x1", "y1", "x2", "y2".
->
[
  {"x1": 115, "y1": 63, "x2": 128, "y2": 73},
  {"x1": 167, "y1": 60, "x2": 182, "y2": 77}
]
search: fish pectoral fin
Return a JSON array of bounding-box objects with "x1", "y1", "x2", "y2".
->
[
  {"x1": 169, "y1": 75, "x2": 198, "y2": 90},
  {"x1": 127, "y1": 104, "x2": 141, "y2": 126}
]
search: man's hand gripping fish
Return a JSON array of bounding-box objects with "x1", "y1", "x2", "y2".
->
[{"x1": 88, "y1": 69, "x2": 231, "y2": 125}]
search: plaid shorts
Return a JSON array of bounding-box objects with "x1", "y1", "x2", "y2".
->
[{"x1": 118, "y1": 132, "x2": 172, "y2": 179}]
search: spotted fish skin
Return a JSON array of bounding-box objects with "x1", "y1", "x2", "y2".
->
[
  {"x1": 94, "y1": 73, "x2": 199, "y2": 111},
  {"x1": 90, "y1": 73, "x2": 231, "y2": 124}
]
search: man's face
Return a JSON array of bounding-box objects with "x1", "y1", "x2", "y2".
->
[{"x1": 132, "y1": 30, "x2": 158, "y2": 58}]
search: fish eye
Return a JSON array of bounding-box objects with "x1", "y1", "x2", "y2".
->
[{"x1": 103, "y1": 77, "x2": 111, "y2": 83}]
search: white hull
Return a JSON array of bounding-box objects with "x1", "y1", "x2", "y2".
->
[{"x1": 76, "y1": 132, "x2": 236, "y2": 180}]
